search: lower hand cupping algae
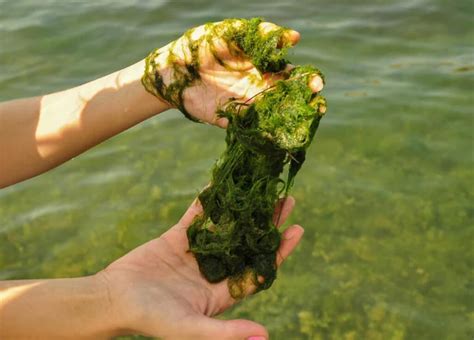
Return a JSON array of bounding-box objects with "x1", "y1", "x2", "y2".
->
[{"x1": 142, "y1": 18, "x2": 327, "y2": 298}]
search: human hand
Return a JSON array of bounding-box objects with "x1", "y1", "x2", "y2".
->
[
  {"x1": 142, "y1": 19, "x2": 324, "y2": 128},
  {"x1": 98, "y1": 196, "x2": 303, "y2": 339}
]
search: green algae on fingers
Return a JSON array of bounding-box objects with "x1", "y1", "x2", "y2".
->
[
  {"x1": 222, "y1": 17, "x2": 291, "y2": 73},
  {"x1": 141, "y1": 18, "x2": 292, "y2": 122},
  {"x1": 187, "y1": 65, "x2": 327, "y2": 299}
]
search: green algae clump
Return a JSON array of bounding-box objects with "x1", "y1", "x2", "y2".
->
[
  {"x1": 141, "y1": 18, "x2": 327, "y2": 298},
  {"x1": 221, "y1": 17, "x2": 291, "y2": 73},
  {"x1": 188, "y1": 65, "x2": 326, "y2": 298}
]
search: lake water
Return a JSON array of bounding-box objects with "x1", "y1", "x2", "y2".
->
[{"x1": 0, "y1": 0, "x2": 472, "y2": 339}]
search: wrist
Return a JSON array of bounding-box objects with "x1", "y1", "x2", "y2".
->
[
  {"x1": 118, "y1": 59, "x2": 172, "y2": 115},
  {"x1": 92, "y1": 271, "x2": 134, "y2": 337},
  {"x1": 140, "y1": 46, "x2": 177, "y2": 111},
  {"x1": 141, "y1": 44, "x2": 202, "y2": 123}
]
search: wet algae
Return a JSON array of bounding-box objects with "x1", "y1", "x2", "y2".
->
[
  {"x1": 142, "y1": 18, "x2": 327, "y2": 298},
  {"x1": 189, "y1": 66, "x2": 326, "y2": 298}
]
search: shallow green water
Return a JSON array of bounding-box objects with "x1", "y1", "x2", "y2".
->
[{"x1": 0, "y1": 0, "x2": 473, "y2": 339}]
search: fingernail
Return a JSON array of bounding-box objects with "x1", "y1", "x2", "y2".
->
[
  {"x1": 284, "y1": 226, "x2": 304, "y2": 240},
  {"x1": 284, "y1": 231, "x2": 297, "y2": 240},
  {"x1": 247, "y1": 337, "x2": 266, "y2": 340},
  {"x1": 309, "y1": 76, "x2": 323, "y2": 92}
]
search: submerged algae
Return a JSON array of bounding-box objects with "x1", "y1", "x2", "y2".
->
[{"x1": 142, "y1": 18, "x2": 326, "y2": 298}]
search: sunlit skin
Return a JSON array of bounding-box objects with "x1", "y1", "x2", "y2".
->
[{"x1": 0, "y1": 20, "x2": 323, "y2": 339}]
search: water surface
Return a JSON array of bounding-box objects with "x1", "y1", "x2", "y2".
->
[{"x1": 1, "y1": 0, "x2": 473, "y2": 339}]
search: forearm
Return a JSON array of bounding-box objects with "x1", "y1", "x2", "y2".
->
[
  {"x1": 0, "y1": 60, "x2": 169, "y2": 188},
  {"x1": 0, "y1": 275, "x2": 124, "y2": 339}
]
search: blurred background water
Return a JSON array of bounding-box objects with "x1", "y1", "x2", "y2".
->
[{"x1": 0, "y1": 0, "x2": 473, "y2": 339}]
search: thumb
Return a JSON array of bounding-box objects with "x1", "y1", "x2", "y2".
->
[
  {"x1": 178, "y1": 198, "x2": 203, "y2": 227},
  {"x1": 181, "y1": 315, "x2": 268, "y2": 340}
]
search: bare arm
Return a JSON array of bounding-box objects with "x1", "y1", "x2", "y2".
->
[
  {"x1": 0, "y1": 61, "x2": 169, "y2": 188},
  {"x1": 0, "y1": 276, "x2": 122, "y2": 339},
  {"x1": 0, "y1": 20, "x2": 322, "y2": 189}
]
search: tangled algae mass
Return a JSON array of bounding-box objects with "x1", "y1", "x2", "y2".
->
[{"x1": 142, "y1": 18, "x2": 327, "y2": 298}]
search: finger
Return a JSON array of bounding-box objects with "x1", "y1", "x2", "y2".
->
[
  {"x1": 212, "y1": 42, "x2": 254, "y2": 71},
  {"x1": 262, "y1": 71, "x2": 285, "y2": 84},
  {"x1": 284, "y1": 63, "x2": 296, "y2": 73},
  {"x1": 276, "y1": 224, "x2": 304, "y2": 267},
  {"x1": 178, "y1": 198, "x2": 204, "y2": 227},
  {"x1": 310, "y1": 75, "x2": 324, "y2": 93},
  {"x1": 259, "y1": 22, "x2": 300, "y2": 47},
  {"x1": 215, "y1": 117, "x2": 229, "y2": 129},
  {"x1": 281, "y1": 29, "x2": 301, "y2": 47},
  {"x1": 262, "y1": 64, "x2": 295, "y2": 85},
  {"x1": 206, "y1": 22, "x2": 254, "y2": 71},
  {"x1": 182, "y1": 315, "x2": 268, "y2": 340},
  {"x1": 272, "y1": 196, "x2": 296, "y2": 228}
]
